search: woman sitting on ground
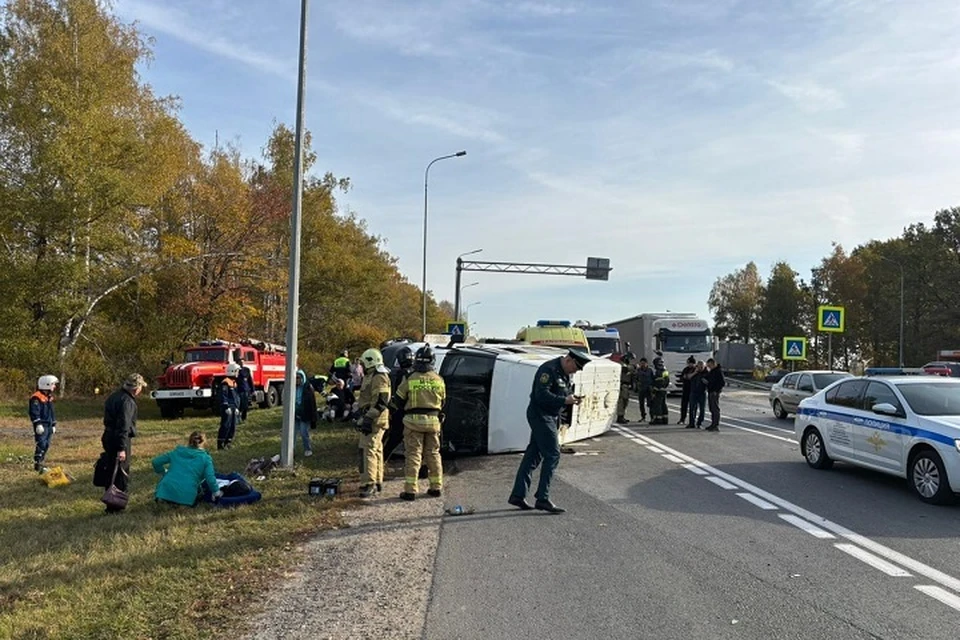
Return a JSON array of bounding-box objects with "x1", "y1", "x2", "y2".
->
[{"x1": 152, "y1": 431, "x2": 222, "y2": 506}]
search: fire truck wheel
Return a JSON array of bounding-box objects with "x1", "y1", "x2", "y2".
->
[{"x1": 263, "y1": 384, "x2": 280, "y2": 409}]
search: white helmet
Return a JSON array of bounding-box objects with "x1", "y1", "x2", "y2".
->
[
  {"x1": 37, "y1": 375, "x2": 59, "y2": 391},
  {"x1": 360, "y1": 348, "x2": 384, "y2": 370},
  {"x1": 225, "y1": 363, "x2": 241, "y2": 377}
]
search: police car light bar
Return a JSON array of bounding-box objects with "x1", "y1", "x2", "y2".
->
[{"x1": 536, "y1": 319, "x2": 572, "y2": 327}]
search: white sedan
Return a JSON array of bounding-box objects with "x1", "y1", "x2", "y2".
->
[{"x1": 795, "y1": 376, "x2": 960, "y2": 504}]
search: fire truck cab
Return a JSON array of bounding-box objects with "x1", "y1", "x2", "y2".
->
[{"x1": 151, "y1": 339, "x2": 287, "y2": 419}]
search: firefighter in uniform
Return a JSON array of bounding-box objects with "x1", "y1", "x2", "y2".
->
[
  {"x1": 616, "y1": 353, "x2": 635, "y2": 424},
  {"x1": 509, "y1": 349, "x2": 590, "y2": 514},
  {"x1": 217, "y1": 363, "x2": 241, "y2": 450},
  {"x1": 355, "y1": 348, "x2": 391, "y2": 498},
  {"x1": 634, "y1": 357, "x2": 654, "y2": 422},
  {"x1": 392, "y1": 345, "x2": 446, "y2": 501},
  {"x1": 29, "y1": 375, "x2": 59, "y2": 472},
  {"x1": 385, "y1": 346, "x2": 415, "y2": 461},
  {"x1": 650, "y1": 357, "x2": 670, "y2": 424}
]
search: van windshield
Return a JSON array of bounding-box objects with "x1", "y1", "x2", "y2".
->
[
  {"x1": 587, "y1": 337, "x2": 620, "y2": 356},
  {"x1": 185, "y1": 349, "x2": 229, "y2": 363}
]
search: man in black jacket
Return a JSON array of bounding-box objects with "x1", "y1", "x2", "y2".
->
[
  {"x1": 704, "y1": 358, "x2": 725, "y2": 431},
  {"x1": 678, "y1": 356, "x2": 696, "y2": 424},
  {"x1": 634, "y1": 358, "x2": 655, "y2": 422},
  {"x1": 99, "y1": 373, "x2": 147, "y2": 512}
]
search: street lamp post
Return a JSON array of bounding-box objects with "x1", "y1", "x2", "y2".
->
[
  {"x1": 458, "y1": 282, "x2": 479, "y2": 320},
  {"x1": 463, "y1": 301, "x2": 481, "y2": 322},
  {"x1": 421, "y1": 151, "x2": 467, "y2": 336},
  {"x1": 879, "y1": 255, "x2": 905, "y2": 367},
  {"x1": 453, "y1": 248, "x2": 482, "y2": 320}
]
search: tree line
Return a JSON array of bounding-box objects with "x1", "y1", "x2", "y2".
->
[
  {"x1": 708, "y1": 207, "x2": 960, "y2": 370},
  {"x1": 0, "y1": 0, "x2": 451, "y2": 395}
]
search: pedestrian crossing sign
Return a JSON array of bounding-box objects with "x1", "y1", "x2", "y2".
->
[
  {"x1": 783, "y1": 337, "x2": 807, "y2": 361},
  {"x1": 445, "y1": 322, "x2": 466, "y2": 336},
  {"x1": 817, "y1": 305, "x2": 845, "y2": 333}
]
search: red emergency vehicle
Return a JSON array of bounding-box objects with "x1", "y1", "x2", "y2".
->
[{"x1": 151, "y1": 339, "x2": 287, "y2": 418}]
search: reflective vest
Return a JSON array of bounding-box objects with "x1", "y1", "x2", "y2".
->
[{"x1": 396, "y1": 371, "x2": 446, "y2": 432}]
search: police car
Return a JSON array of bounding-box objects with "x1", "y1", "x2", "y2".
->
[{"x1": 795, "y1": 376, "x2": 960, "y2": 504}]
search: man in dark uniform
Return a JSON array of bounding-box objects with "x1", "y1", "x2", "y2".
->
[
  {"x1": 616, "y1": 353, "x2": 635, "y2": 424},
  {"x1": 678, "y1": 356, "x2": 696, "y2": 424},
  {"x1": 634, "y1": 358, "x2": 654, "y2": 422},
  {"x1": 236, "y1": 359, "x2": 254, "y2": 422},
  {"x1": 385, "y1": 346, "x2": 415, "y2": 461},
  {"x1": 508, "y1": 349, "x2": 590, "y2": 514}
]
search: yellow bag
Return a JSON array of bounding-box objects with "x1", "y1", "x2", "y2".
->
[{"x1": 40, "y1": 466, "x2": 72, "y2": 488}]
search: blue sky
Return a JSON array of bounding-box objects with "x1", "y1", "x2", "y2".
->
[{"x1": 115, "y1": 0, "x2": 960, "y2": 338}]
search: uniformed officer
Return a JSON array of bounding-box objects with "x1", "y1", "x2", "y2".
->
[
  {"x1": 29, "y1": 375, "x2": 59, "y2": 472},
  {"x1": 650, "y1": 357, "x2": 670, "y2": 424},
  {"x1": 355, "y1": 348, "x2": 391, "y2": 498},
  {"x1": 616, "y1": 353, "x2": 636, "y2": 424},
  {"x1": 331, "y1": 349, "x2": 352, "y2": 389},
  {"x1": 392, "y1": 345, "x2": 446, "y2": 501},
  {"x1": 508, "y1": 349, "x2": 591, "y2": 514},
  {"x1": 217, "y1": 363, "x2": 241, "y2": 450},
  {"x1": 634, "y1": 357, "x2": 654, "y2": 422}
]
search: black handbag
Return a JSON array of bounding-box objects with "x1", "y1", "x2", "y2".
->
[{"x1": 101, "y1": 460, "x2": 129, "y2": 509}]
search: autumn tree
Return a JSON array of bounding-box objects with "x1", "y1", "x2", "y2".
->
[{"x1": 707, "y1": 262, "x2": 763, "y2": 342}]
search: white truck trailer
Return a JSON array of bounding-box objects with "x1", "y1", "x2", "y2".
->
[{"x1": 607, "y1": 313, "x2": 715, "y2": 393}]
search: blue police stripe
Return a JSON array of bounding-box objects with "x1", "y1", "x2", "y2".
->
[{"x1": 797, "y1": 407, "x2": 956, "y2": 446}]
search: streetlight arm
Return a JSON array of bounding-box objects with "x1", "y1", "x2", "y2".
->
[{"x1": 422, "y1": 151, "x2": 467, "y2": 336}]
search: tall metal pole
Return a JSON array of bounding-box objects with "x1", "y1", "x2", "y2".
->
[
  {"x1": 281, "y1": 0, "x2": 309, "y2": 468},
  {"x1": 898, "y1": 266, "x2": 904, "y2": 367},
  {"x1": 421, "y1": 151, "x2": 466, "y2": 336},
  {"x1": 453, "y1": 257, "x2": 463, "y2": 322}
]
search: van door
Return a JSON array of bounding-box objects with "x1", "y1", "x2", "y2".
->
[{"x1": 438, "y1": 352, "x2": 495, "y2": 454}]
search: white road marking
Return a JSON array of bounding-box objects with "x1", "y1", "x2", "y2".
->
[
  {"x1": 662, "y1": 453, "x2": 685, "y2": 464},
  {"x1": 736, "y1": 492, "x2": 778, "y2": 510},
  {"x1": 915, "y1": 585, "x2": 960, "y2": 613},
  {"x1": 657, "y1": 400, "x2": 795, "y2": 443},
  {"x1": 834, "y1": 543, "x2": 912, "y2": 577},
  {"x1": 705, "y1": 476, "x2": 739, "y2": 490},
  {"x1": 722, "y1": 415, "x2": 795, "y2": 435},
  {"x1": 682, "y1": 463, "x2": 709, "y2": 476},
  {"x1": 778, "y1": 514, "x2": 835, "y2": 539},
  {"x1": 645, "y1": 445, "x2": 665, "y2": 453},
  {"x1": 618, "y1": 427, "x2": 960, "y2": 594}
]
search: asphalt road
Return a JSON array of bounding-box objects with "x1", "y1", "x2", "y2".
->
[{"x1": 422, "y1": 389, "x2": 960, "y2": 639}]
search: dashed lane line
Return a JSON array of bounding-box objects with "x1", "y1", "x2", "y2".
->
[
  {"x1": 682, "y1": 463, "x2": 709, "y2": 476},
  {"x1": 915, "y1": 586, "x2": 960, "y2": 613},
  {"x1": 736, "y1": 492, "x2": 778, "y2": 510},
  {"x1": 778, "y1": 514, "x2": 835, "y2": 539},
  {"x1": 704, "y1": 476, "x2": 739, "y2": 490},
  {"x1": 834, "y1": 544, "x2": 912, "y2": 578}
]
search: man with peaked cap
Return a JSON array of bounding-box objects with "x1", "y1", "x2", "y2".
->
[{"x1": 508, "y1": 348, "x2": 590, "y2": 514}]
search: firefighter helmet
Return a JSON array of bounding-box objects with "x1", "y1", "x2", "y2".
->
[
  {"x1": 397, "y1": 346, "x2": 415, "y2": 370},
  {"x1": 226, "y1": 363, "x2": 241, "y2": 377},
  {"x1": 37, "y1": 375, "x2": 59, "y2": 391},
  {"x1": 361, "y1": 348, "x2": 384, "y2": 370},
  {"x1": 414, "y1": 345, "x2": 436, "y2": 368}
]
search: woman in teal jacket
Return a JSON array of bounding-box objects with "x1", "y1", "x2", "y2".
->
[{"x1": 153, "y1": 431, "x2": 221, "y2": 506}]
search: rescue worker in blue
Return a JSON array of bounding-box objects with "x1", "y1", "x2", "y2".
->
[
  {"x1": 508, "y1": 349, "x2": 590, "y2": 514},
  {"x1": 217, "y1": 363, "x2": 241, "y2": 450},
  {"x1": 236, "y1": 359, "x2": 254, "y2": 422},
  {"x1": 29, "y1": 375, "x2": 59, "y2": 472}
]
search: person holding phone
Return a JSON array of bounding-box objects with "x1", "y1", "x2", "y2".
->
[{"x1": 508, "y1": 348, "x2": 591, "y2": 514}]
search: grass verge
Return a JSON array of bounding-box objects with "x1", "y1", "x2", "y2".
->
[{"x1": 0, "y1": 398, "x2": 360, "y2": 639}]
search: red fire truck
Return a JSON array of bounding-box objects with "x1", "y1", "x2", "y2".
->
[{"x1": 151, "y1": 339, "x2": 287, "y2": 419}]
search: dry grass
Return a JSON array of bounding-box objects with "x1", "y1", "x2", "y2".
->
[{"x1": 0, "y1": 398, "x2": 360, "y2": 639}]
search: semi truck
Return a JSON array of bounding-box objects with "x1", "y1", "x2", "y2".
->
[
  {"x1": 606, "y1": 313, "x2": 714, "y2": 393},
  {"x1": 151, "y1": 339, "x2": 287, "y2": 418}
]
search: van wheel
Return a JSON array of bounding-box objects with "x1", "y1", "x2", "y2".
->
[
  {"x1": 910, "y1": 449, "x2": 955, "y2": 505},
  {"x1": 773, "y1": 400, "x2": 789, "y2": 420},
  {"x1": 803, "y1": 427, "x2": 833, "y2": 470}
]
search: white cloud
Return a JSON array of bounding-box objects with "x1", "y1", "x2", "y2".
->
[{"x1": 768, "y1": 80, "x2": 845, "y2": 112}]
